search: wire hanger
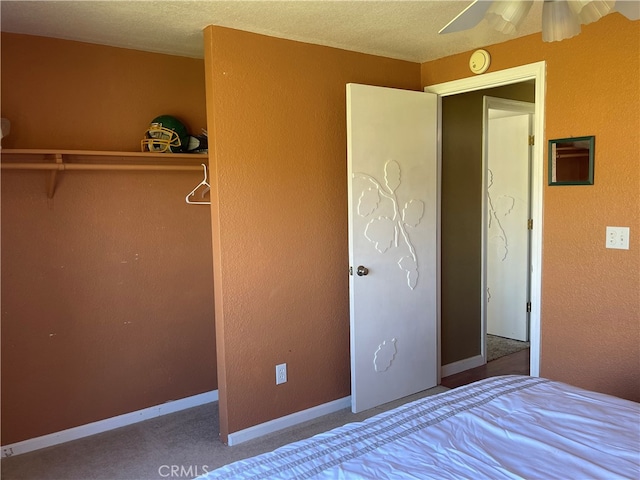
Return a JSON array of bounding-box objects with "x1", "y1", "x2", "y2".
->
[{"x1": 186, "y1": 163, "x2": 211, "y2": 205}]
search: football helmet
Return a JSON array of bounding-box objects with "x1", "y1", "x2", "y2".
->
[{"x1": 141, "y1": 115, "x2": 189, "y2": 153}]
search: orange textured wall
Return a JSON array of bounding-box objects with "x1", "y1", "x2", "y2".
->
[
  {"x1": 1, "y1": 33, "x2": 207, "y2": 150},
  {"x1": 1, "y1": 34, "x2": 216, "y2": 444},
  {"x1": 422, "y1": 14, "x2": 639, "y2": 401},
  {"x1": 203, "y1": 26, "x2": 421, "y2": 440}
]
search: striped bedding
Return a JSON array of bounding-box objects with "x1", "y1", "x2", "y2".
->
[{"x1": 197, "y1": 375, "x2": 640, "y2": 479}]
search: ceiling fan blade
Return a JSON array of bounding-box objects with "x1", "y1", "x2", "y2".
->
[
  {"x1": 439, "y1": 0, "x2": 494, "y2": 34},
  {"x1": 614, "y1": 0, "x2": 640, "y2": 20}
]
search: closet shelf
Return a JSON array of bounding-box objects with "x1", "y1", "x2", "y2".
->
[
  {"x1": 1, "y1": 149, "x2": 208, "y2": 168},
  {"x1": 1, "y1": 149, "x2": 209, "y2": 198}
]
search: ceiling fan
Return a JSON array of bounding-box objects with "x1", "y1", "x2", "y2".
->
[{"x1": 439, "y1": 0, "x2": 640, "y2": 42}]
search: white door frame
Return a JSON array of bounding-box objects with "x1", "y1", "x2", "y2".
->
[{"x1": 425, "y1": 61, "x2": 545, "y2": 377}]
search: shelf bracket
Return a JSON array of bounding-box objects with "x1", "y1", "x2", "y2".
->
[{"x1": 47, "y1": 153, "x2": 64, "y2": 198}]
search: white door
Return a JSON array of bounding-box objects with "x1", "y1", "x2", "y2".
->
[
  {"x1": 347, "y1": 84, "x2": 438, "y2": 413},
  {"x1": 484, "y1": 97, "x2": 533, "y2": 342}
]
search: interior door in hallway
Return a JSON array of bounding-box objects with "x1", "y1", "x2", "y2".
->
[{"x1": 485, "y1": 97, "x2": 534, "y2": 342}]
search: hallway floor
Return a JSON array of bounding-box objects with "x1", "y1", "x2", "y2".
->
[{"x1": 440, "y1": 348, "x2": 530, "y2": 389}]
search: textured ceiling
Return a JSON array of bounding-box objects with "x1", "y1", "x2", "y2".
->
[
  {"x1": 2, "y1": 1, "x2": 637, "y2": 62},
  {"x1": 0, "y1": 0, "x2": 553, "y2": 63}
]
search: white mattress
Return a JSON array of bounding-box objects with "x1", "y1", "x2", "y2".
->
[{"x1": 198, "y1": 375, "x2": 640, "y2": 479}]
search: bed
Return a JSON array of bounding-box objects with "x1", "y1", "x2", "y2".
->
[{"x1": 197, "y1": 375, "x2": 640, "y2": 479}]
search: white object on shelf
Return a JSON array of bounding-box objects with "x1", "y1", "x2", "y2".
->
[{"x1": 1, "y1": 118, "x2": 10, "y2": 140}]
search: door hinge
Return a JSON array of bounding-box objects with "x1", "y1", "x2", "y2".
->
[
  {"x1": 527, "y1": 218, "x2": 533, "y2": 230},
  {"x1": 526, "y1": 301, "x2": 532, "y2": 313},
  {"x1": 528, "y1": 135, "x2": 535, "y2": 146}
]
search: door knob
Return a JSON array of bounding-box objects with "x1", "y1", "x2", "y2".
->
[{"x1": 356, "y1": 265, "x2": 369, "y2": 276}]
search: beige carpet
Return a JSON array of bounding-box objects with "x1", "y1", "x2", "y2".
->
[
  {"x1": 1, "y1": 385, "x2": 448, "y2": 480},
  {"x1": 487, "y1": 334, "x2": 530, "y2": 362}
]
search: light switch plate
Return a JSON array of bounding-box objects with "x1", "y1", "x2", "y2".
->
[{"x1": 606, "y1": 226, "x2": 630, "y2": 250}]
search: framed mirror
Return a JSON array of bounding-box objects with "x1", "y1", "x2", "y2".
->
[{"x1": 548, "y1": 136, "x2": 595, "y2": 185}]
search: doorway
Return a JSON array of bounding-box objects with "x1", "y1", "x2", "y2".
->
[
  {"x1": 484, "y1": 97, "x2": 534, "y2": 352},
  {"x1": 483, "y1": 96, "x2": 534, "y2": 364},
  {"x1": 426, "y1": 62, "x2": 545, "y2": 379}
]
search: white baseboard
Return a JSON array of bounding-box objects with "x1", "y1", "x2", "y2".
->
[
  {"x1": 1, "y1": 390, "x2": 218, "y2": 458},
  {"x1": 441, "y1": 354, "x2": 485, "y2": 378},
  {"x1": 227, "y1": 396, "x2": 351, "y2": 446}
]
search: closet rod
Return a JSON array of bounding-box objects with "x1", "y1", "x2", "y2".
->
[{"x1": 1, "y1": 163, "x2": 202, "y2": 171}]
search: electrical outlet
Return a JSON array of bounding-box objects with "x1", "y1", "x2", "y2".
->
[
  {"x1": 606, "y1": 226, "x2": 630, "y2": 250},
  {"x1": 276, "y1": 363, "x2": 287, "y2": 385}
]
